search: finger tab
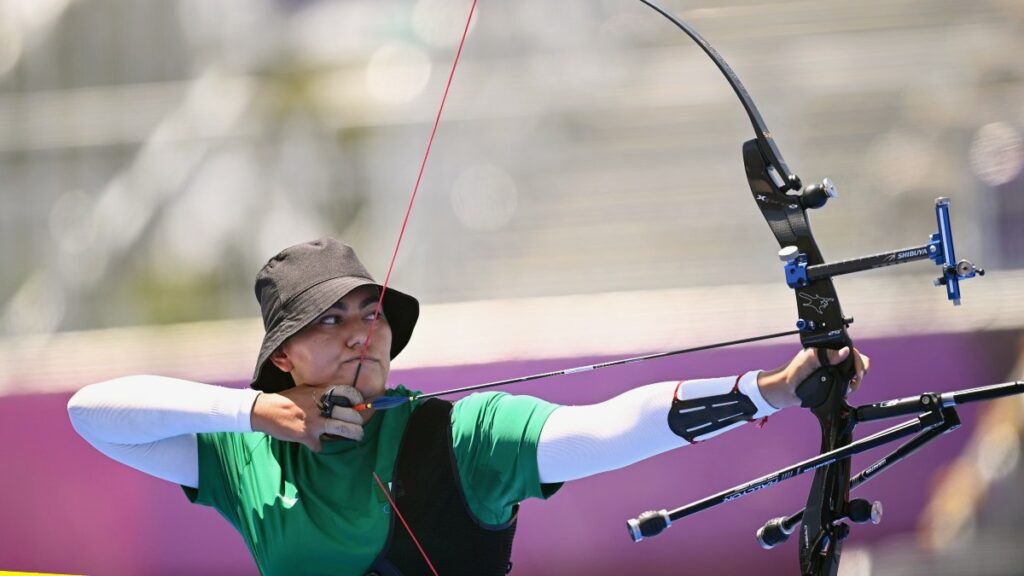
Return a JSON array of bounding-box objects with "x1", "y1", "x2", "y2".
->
[
  {"x1": 330, "y1": 406, "x2": 364, "y2": 425},
  {"x1": 327, "y1": 419, "x2": 364, "y2": 441}
]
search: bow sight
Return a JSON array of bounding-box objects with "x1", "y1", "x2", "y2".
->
[
  {"x1": 627, "y1": 2, "x2": 1021, "y2": 575},
  {"x1": 778, "y1": 194, "x2": 984, "y2": 306}
]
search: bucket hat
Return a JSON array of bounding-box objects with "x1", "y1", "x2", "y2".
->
[{"x1": 251, "y1": 237, "x2": 419, "y2": 393}]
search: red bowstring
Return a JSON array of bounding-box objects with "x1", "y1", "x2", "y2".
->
[
  {"x1": 355, "y1": 1, "x2": 479, "y2": 573},
  {"x1": 374, "y1": 471, "x2": 439, "y2": 576},
  {"x1": 359, "y1": 0, "x2": 478, "y2": 369}
]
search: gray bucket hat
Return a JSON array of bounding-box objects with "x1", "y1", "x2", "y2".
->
[{"x1": 251, "y1": 237, "x2": 419, "y2": 393}]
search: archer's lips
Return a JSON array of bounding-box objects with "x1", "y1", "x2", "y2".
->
[{"x1": 343, "y1": 357, "x2": 381, "y2": 366}]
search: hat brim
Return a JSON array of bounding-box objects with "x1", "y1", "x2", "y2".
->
[{"x1": 250, "y1": 277, "x2": 419, "y2": 393}]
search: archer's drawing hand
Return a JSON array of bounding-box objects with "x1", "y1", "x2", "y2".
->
[
  {"x1": 757, "y1": 347, "x2": 870, "y2": 410},
  {"x1": 251, "y1": 384, "x2": 365, "y2": 451}
]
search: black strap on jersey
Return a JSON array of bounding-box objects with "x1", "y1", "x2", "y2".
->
[
  {"x1": 668, "y1": 386, "x2": 759, "y2": 443},
  {"x1": 367, "y1": 398, "x2": 517, "y2": 576}
]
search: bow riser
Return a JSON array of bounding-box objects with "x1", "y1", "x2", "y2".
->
[
  {"x1": 743, "y1": 141, "x2": 851, "y2": 348},
  {"x1": 744, "y1": 138, "x2": 855, "y2": 574}
]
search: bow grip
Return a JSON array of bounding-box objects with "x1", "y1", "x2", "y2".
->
[{"x1": 796, "y1": 348, "x2": 856, "y2": 409}]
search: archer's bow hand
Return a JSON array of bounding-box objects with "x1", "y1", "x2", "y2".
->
[{"x1": 757, "y1": 347, "x2": 871, "y2": 410}]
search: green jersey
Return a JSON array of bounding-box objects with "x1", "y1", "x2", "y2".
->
[{"x1": 183, "y1": 386, "x2": 561, "y2": 575}]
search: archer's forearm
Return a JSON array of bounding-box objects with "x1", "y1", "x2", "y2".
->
[
  {"x1": 68, "y1": 375, "x2": 260, "y2": 443},
  {"x1": 67, "y1": 375, "x2": 260, "y2": 487},
  {"x1": 536, "y1": 372, "x2": 778, "y2": 483}
]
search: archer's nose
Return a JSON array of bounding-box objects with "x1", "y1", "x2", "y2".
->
[{"x1": 346, "y1": 332, "x2": 368, "y2": 350}]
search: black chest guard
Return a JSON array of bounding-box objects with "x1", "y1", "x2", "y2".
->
[{"x1": 366, "y1": 399, "x2": 518, "y2": 576}]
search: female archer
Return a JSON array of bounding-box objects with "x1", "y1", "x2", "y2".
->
[{"x1": 68, "y1": 237, "x2": 868, "y2": 576}]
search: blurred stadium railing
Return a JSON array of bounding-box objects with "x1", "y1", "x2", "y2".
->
[{"x1": 1, "y1": 0, "x2": 1022, "y2": 336}]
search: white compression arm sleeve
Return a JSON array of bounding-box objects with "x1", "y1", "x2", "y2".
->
[
  {"x1": 537, "y1": 371, "x2": 777, "y2": 483},
  {"x1": 67, "y1": 375, "x2": 261, "y2": 488}
]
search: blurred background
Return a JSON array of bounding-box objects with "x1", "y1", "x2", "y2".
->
[{"x1": 1, "y1": 0, "x2": 1023, "y2": 574}]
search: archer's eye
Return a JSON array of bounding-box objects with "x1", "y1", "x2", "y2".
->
[
  {"x1": 365, "y1": 310, "x2": 385, "y2": 322},
  {"x1": 319, "y1": 314, "x2": 342, "y2": 326}
]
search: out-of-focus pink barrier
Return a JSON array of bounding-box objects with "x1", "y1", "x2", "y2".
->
[{"x1": 0, "y1": 332, "x2": 1014, "y2": 575}]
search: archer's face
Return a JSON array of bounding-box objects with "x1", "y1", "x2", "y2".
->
[{"x1": 271, "y1": 285, "x2": 392, "y2": 401}]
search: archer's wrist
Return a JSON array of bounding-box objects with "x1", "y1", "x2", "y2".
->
[
  {"x1": 741, "y1": 370, "x2": 780, "y2": 416},
  {"x1": 756, "y1": 368, "x2": 799, "y2": 410},
  {"x1": 250, "y1": 392, "x2": 290, "y2": 435}
]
